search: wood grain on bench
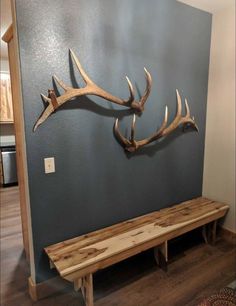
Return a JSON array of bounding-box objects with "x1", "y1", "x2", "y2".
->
[{"x1": 45, "y1": 197, "x2": 228, "y2": 282}]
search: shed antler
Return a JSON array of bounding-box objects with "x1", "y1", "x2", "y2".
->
[
  {"x1": 114, "y1": 90, "x2": 198, "y2": 152},
  {"x1": 33, "y1": 49, "x2": 152, "y2": 131}
]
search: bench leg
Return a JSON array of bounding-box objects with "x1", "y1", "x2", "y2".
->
[
  {"x1": 81, "y1": 274, "x2": 94, "y2": 306},
  {"x1": 202, "y1": 224, "x2": 208, "y2": 244},
  {"x1": 49, "y1": 260, "x2": 55, "y2": 269},
  {"x1": 211, "y1": 220, "x2": 217, "y2": 245},
  {"x1": 202, "y1": 220, "x2": 217, "y2": 245},
  {"x1": 74, "y1": 278, "x2": 82, "y2": 291},
  {"x1": 154, "y1": 241, "x2": 168, "y2": 272}
]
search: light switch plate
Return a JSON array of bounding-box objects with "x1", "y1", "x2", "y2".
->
[{"x1": 44, "y1": 157, "x2": 55, "y2": 174}]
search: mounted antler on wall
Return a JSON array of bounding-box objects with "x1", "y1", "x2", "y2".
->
[
  {"x1": 114, "y1": 90, "x2": 198, "y2": 152},
  {"x1": 33, "y1": 49, "x2": 152, "y2": 131},
  {"x1": 34, "y1": 50, "x2": 198, "y2": 154}
]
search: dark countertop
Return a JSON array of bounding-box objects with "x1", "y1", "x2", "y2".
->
[{"x1": 0, "y1": 141, "x2": 16, "y2": 148}]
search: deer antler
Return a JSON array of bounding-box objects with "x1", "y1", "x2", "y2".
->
[
  {"x1": 33, "y1": 49, "x2": 152, "y2": 131},
  {"x1": 114, "y1": 89, "x2": 198, "y2": 152}
]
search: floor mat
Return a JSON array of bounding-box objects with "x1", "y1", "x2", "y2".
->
[{"x1": 198, "y1": 287, "x2": 236, "y2": 306}]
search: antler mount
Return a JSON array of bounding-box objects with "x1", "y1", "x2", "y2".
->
[
  {"x1": 114, "y1": 90, "x2": 198, "y2": 152},
  {"x1": 34, "y1": 49, "x2": 198, "y2": 153},
  {"x1": 33, "y1": 49, "x2": 152, "y2": 131}
]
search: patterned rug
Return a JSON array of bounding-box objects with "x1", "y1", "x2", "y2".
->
[{"x1": 198, "y1": 287, "x2": 236, "y2": 306}]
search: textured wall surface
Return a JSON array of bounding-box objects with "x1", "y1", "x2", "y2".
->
[{"x1": 15, "y1": 0, "x2": 212, "y2": 282}]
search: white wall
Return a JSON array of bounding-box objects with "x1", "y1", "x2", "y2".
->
[
  {"x1": 1, "y1": 58, "x2": 10, "y2": 71},
  {"x1": 203, "y1": 4, "x2": 235, "y2": 232},
  {"x1": 0, "y1": 58, "x2": 15, "y2": 145}
]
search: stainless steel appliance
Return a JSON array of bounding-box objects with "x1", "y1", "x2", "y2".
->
[{"x1": 0, "y1": 146, "x2": 18, "y2": 186}]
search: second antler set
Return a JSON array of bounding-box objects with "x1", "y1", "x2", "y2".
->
[
  {"x1": 34, "y1": 50, "x2": 198, "y2": 152},
  {"x1": 115, "y1": 90, "x2": 198, "y2": 152}
]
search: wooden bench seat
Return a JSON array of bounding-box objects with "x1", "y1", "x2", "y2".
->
[{"x1": 45, "y1": 197, "x2": 229, "y2": 306}]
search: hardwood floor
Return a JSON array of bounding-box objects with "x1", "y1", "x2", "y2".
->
[{"x1": 1, "y1": 186, "x2": 236, "y2": 306}]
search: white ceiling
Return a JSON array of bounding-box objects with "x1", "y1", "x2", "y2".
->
[
  {"x1": 1, "y1": 0, "x2": 12, "y2": 59},
  {"x1": 178, "y1": 0, "x2": 235, "y2": 13}
]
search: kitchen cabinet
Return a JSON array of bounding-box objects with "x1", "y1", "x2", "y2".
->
[{"x1": 0, "y1": 72, "x2": 14, "y2": 123}]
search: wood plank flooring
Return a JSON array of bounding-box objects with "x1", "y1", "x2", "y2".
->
[{"x1": 1, "y1": 186, "x2": 236, "y2": 306}]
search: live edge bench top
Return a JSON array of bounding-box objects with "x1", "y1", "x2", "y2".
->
[{"x1": 45, "y1": 197, "x2": 229, "y2": 282}]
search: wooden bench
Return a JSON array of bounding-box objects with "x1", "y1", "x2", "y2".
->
[{"x1": 45, "y1": 197, "x2": 229, "y2": 306}]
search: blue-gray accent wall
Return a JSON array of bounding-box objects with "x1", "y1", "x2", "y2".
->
[{"x1": 15, "y1": 0, "x2": 212, "y2": 282}]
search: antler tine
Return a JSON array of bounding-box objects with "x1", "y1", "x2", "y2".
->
[
  {"x1": 114, "y1": 118, "x2": 131, "y2": 147},
  {"x1": 69, "y1": 49, "x2": 94, "y2": 85},
  {"x1": 140, "y1": 67, "x2": 152, "y2": 108},
  {"x1": 130, "y1": 114, "x2": 136, "y2": 142},
  {"x1": 40, "y1": 93, "x2": 51, "y2": 103},
  {"x1": 125, "y1": 76, "x2": 135, "y2": 104},
  {"x1": 158, "y1": 106, "x2": 168, "y2": 135},
  {"x1": 182, "y1": 98, "x2": 199, "y2": 131},
  {"x1": 184, "y1": 98, "x2": 190, "y2": 117},
  {"x1": 175, "y1": 89, "x2": 182, "y2": 119},
  {"x1": 53, "y1": 75, "x2": 71, "y2": 91},
  {"x1": 160, "y1": 89, "x2": 182, "y2": 136},
  {"x1": 33, "y1": 104, "x2": 53, "y2": 132}
]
